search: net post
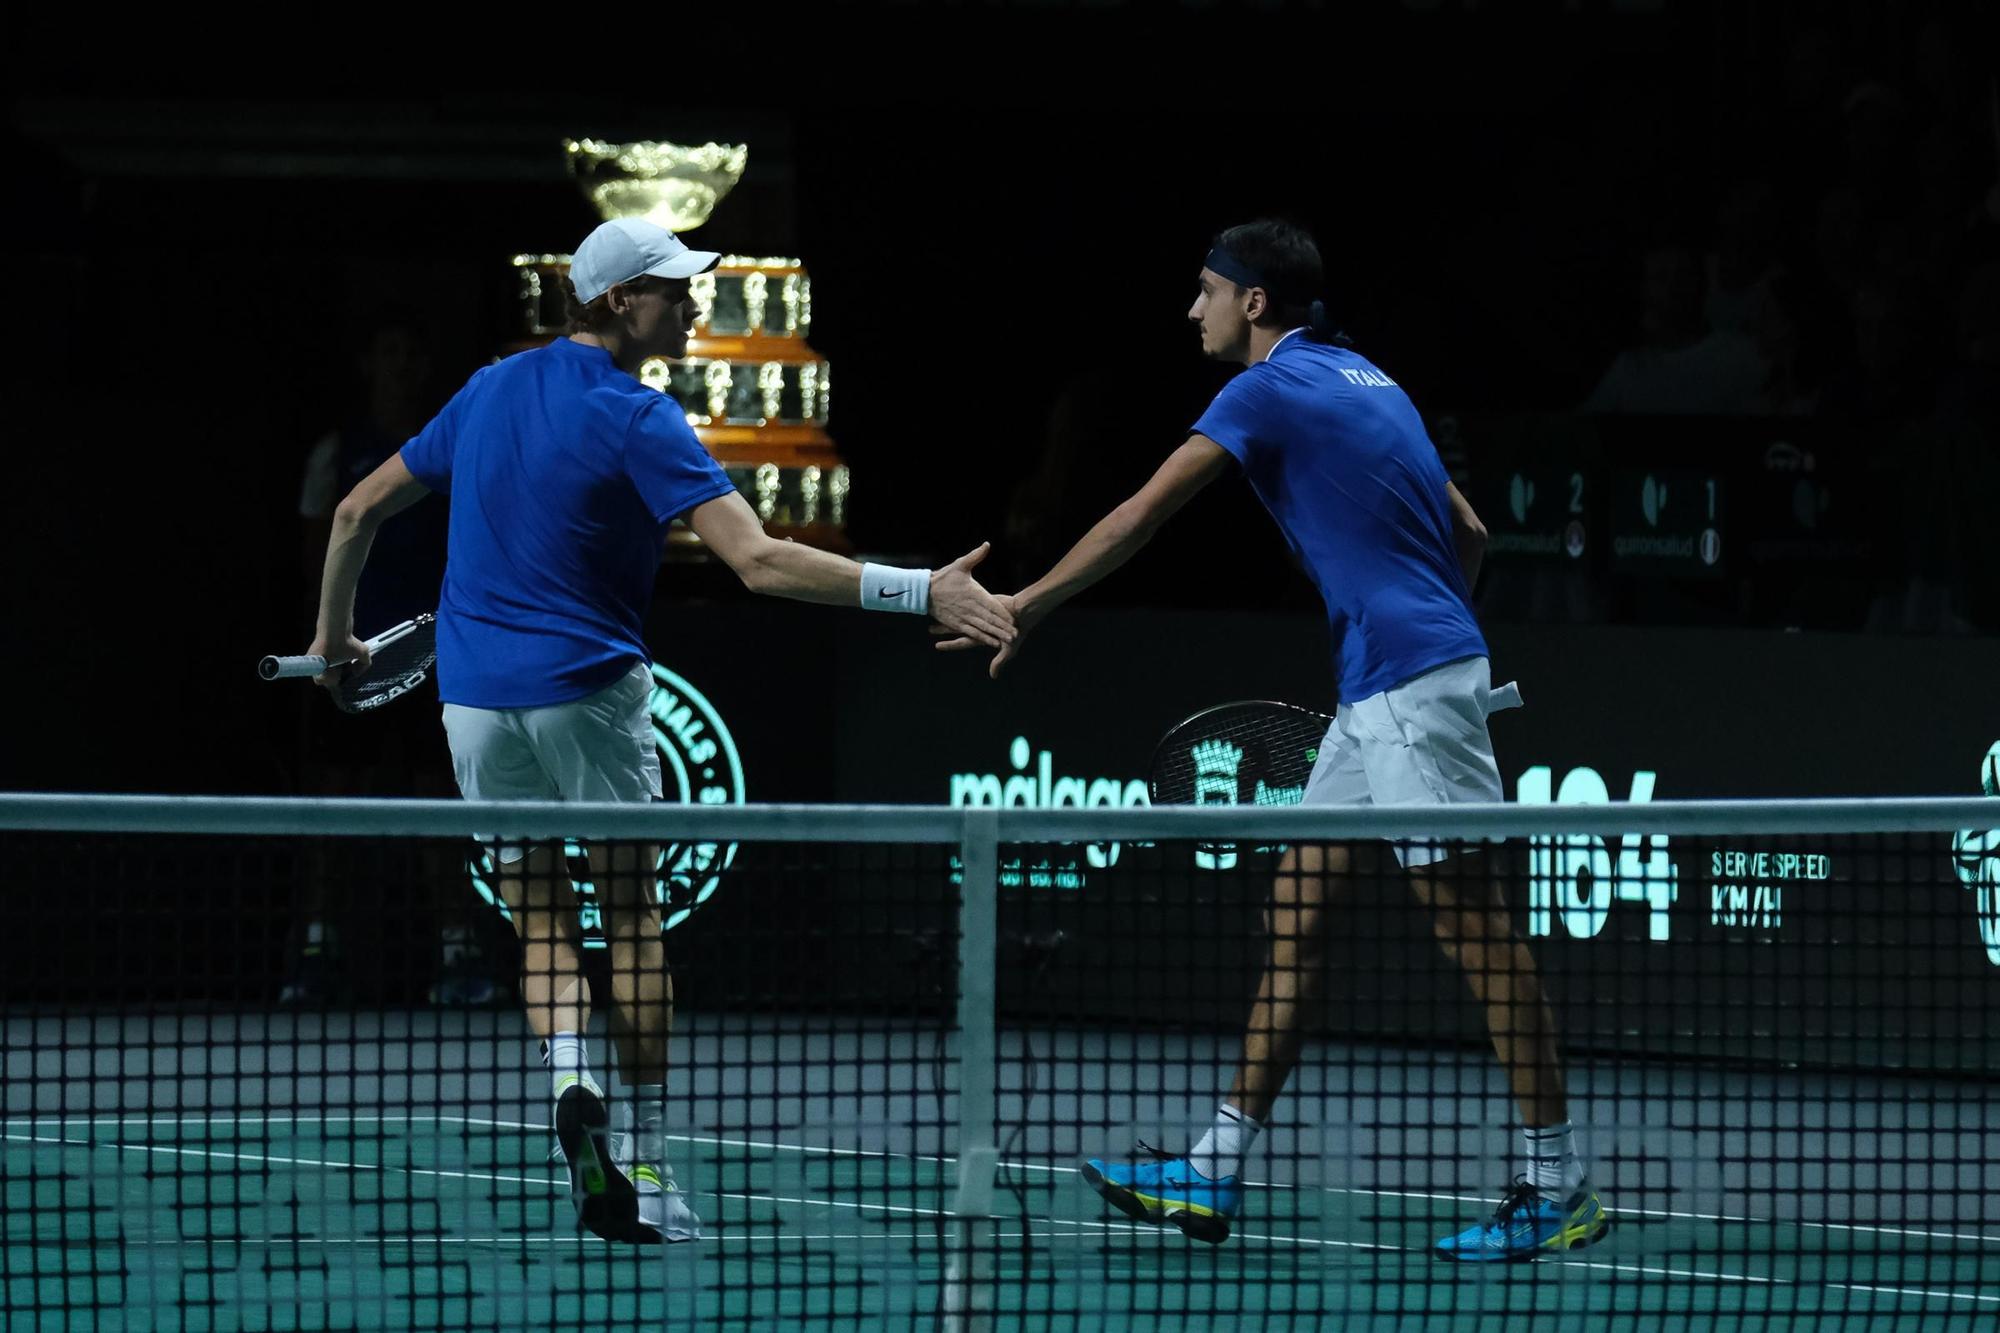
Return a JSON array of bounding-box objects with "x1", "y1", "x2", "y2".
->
[{"x1": 942, "y1": 807, "x2": 999, "y2": 1333}]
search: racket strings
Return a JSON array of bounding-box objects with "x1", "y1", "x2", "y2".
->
[
  {"x1": 1152, "y1": 704, "x2": 1329, "y2": 807},
  {"x1": 337, "y1": 618, "x2": 438, "y2": 713}
]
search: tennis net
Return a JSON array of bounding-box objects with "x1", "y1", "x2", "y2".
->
[{"x1": 1, "y1": 795, "x2": 1994, "y2": 1331}]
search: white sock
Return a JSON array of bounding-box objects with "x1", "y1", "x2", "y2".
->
[
  {"x1": 548, "y1": 1033, "x2": 590, "y2": 1100},
  {"x1": 1524, "y1": 1121, "x2": 1585, "y2": 1194},
  {"x1": 629, "y1": 1083, "x2": 666, "y2": 1182},
  {"x1": 1188, "y1": 1103, "x2": 1262, "y2": 1181}
]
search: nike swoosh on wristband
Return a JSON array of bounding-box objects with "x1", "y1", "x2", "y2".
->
[{"x1": 879, "y1": 590, "x2": 906, "y2": 599}]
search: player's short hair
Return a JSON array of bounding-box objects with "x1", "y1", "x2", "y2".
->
[
  {"x1": 562, "y1": 273, "x2": 676, "y2": 335},
  {"x1": 1212, "y1": 219, "x2": 1322, "y2": 319},
  {"x1": 1210, "y1": 218, "x2": 1350, "y2": 345}
]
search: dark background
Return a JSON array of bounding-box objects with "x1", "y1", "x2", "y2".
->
[
  {"x1": 4, "y1": 0, "x2": 1996, "y2": 796},
  {"x1": 3, "y1": 3, "x2": 1995, "y2": 1051},
  {"x1": 12, "y1": 609, "x2": 1996, "y2": 1063}
]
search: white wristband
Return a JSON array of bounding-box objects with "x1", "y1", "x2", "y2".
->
[{"x1": 861, "y1": 562, "x2": 931, "y2": 615}]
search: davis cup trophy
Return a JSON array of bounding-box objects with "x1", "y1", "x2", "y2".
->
[{"x1": 507, "y1": 139, "x2": 849, "y2": 552}]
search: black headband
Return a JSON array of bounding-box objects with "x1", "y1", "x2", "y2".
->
[
  {"x1": 1204, "y1": 246, "x2": 1271, "y2": 293},
  {"x1": 1206, "y1": 245, "x2": 1347, "y2": 345}
]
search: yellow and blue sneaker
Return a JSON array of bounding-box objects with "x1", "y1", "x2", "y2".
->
[
  {"x1": 1080, "y1": 1142, "x2": 1243, "y2": 1244},
  {"x1": 1434, "y1": 1176, "x2": 1609, "y2": 1262}
]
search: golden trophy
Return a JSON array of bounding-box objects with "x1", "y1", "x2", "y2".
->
[{"x1": 507, "y1": 139, "x2": 849, "y2": 552}]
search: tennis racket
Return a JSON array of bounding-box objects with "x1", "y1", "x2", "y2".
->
[
  {"x1": 1148, "y1": 701, "x2": 1331, "y2": 865},
  {"x1": 1147, "y1": 682, "x2": 1523, "y2": 860},
  {"x1": 1149, "y1": 679, "x2": 1523, "y2": 806},
  {"x1": 258, "y1": 613, "x2": 437, "y2": 714},
  {"x1": 1149, "y1": 700, "x2": 1332, "y2": 809}
]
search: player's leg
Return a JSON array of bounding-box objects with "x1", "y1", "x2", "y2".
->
[
  {"x1": 509, "y1": 840, "x2": 652, "y2": 1241},
  {"x1": 1408, "y1": 853, "x2": 1566, "y2": 1128},
  {"x1": 1228, "y1": 840, "x2": 1349, "y2": 1126},
  {"x1": 585, "y1": 838, "x2": 669, "y2": 1089},
  {"x1": 1082, "y1": 718, "x2": 1364, "y2": 1245},
  {"x1": 444, "y1": 699, "x2": 640, "y2": 1241},
  {"x1": 1085, "y1": 841, "x2": 1350, "y2": 1243},
  {"x1": 491, "y1": 843, "x2": 589, "y2": 1056},
  {"x1": 1354, "y1": 657, "x2": 1607, "y2": 1260},
  {"x1": 582, "y1": 837, "x2": 695, "y2": 1240},
  {"x1": 1412, "y1": 852, "x2": 1606, "y2": 1259},
  {"x1": 441, "y1": 705, "x2": 589, "y2": 1079},
  {"x1": 532, "y1": 662, "x2": 698, "y2": 1242}
]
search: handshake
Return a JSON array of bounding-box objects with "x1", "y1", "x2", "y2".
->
[{"x1": 918, "y1": 542, "x2": 1044, "y2": 680}]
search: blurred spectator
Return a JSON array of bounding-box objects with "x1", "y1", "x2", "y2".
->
[
  {"x1": 1004, "y1": 366, "x2": 1216, "y2": 589},
  {"x1": 1813, "y1": 184, "x2": 1873, "y2": 299},
  {"x1": 1938, "y1": 262, "x2": 2000, "y2": 427},
  {"x1": 1003, "y1": 371, "x2": 1126, "y2": 590},
  {"x1": 1822, "y1": 275, "x2": 1937, "y2": 420},
  {"x1": 1706, "y1": 180, "x2": 1785, "y2": 335},
  {"x1": 299, "y1": 313, "x2": 447, "y2": 633},
  {"x1": 1910, "y1": 122, "x2": 1986, "y2": 285},
  {"x1": 1582, "y1": 243, "x2": 1764, "y2": 415},
  {"x1": 1908, "y1": 14, "x2": 1980, "y2": 138},
  {"x1": 1869, "y1": 262, "x2": 2000, "y2": 634},
  {"x1": 1840, "y1": 82, "x2": 1913, "y2": 222},
  {"x1": 1758, "y1": 26, "x2": 1848, "y2": 201},
  {"x1": 287, "y1": 310, "x2": 500, "y2": 1007},
  {"x1": 1746, "y1": 271, "x2": 1838, "y2": 416}
]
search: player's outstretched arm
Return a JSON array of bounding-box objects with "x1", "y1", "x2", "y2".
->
[
  {"x1": 688, "y1": 490, "x2": 1015, "y2": 649},
  {"x1": 938, "y1": 436, "x2": 1232, "y2": 677}
]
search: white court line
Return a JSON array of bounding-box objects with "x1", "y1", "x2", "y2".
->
[
  {"x1": 46, "y1": 1198, "x2": 2000, "y2": 1311},
  {"x1": 10, "y1": 1118, "x2": 1997, "y2": 1307},
  {"x1": 112, "y1": 1233, "x2": 908, "y2": 1247},
  {"x1": 4, "y1": 1131, "x2": 947, "y2": 1223},
  {"x1": 2, "y1": 1134, "x2": 556, "y2": 1191},
  {"x1": 1535, "y1": 1255, "x2": 2000, "y2": 1309},
  {"x1": 11, "y1": 1110, "x2": 1996, "y2": 1246},
  {"x1": 434, "y1": 1112, "x2": 2000, "y2": 1250}
]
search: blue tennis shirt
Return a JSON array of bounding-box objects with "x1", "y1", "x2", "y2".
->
[
  {"x1": 1192, "y1": 332, "x2": 1487, "y2": 701},
  {"x1": 401, "y1": 338, "x2": 737, "y2": 708}
]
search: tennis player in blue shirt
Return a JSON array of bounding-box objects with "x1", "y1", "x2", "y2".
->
[
  {"x1": 307, "y1": 217, "x2": 1014, "y2": 1247},
  {"x1": 946, "y1": 219, "x2": 1607, "y2": 1261}
]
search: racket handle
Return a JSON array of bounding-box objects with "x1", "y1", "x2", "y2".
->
[{"x1": 259, "y1": 654, "x2": 330, "y2": 681}]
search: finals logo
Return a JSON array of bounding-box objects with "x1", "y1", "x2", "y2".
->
[{"x1": 1951, "y1": 740, "x2": 2000, "y2": 968}]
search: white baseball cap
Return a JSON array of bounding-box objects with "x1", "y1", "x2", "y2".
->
[{"x1": 569, "y1": 218, "x2": 721, "y2": 304}]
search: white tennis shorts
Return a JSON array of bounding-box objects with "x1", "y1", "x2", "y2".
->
[
  {"x1": 1302, "y1": 655, "x2": 1521, "y2": 868},
  {"x1": 441, "y1": 661, "x2": 660, "y2": 863}
]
